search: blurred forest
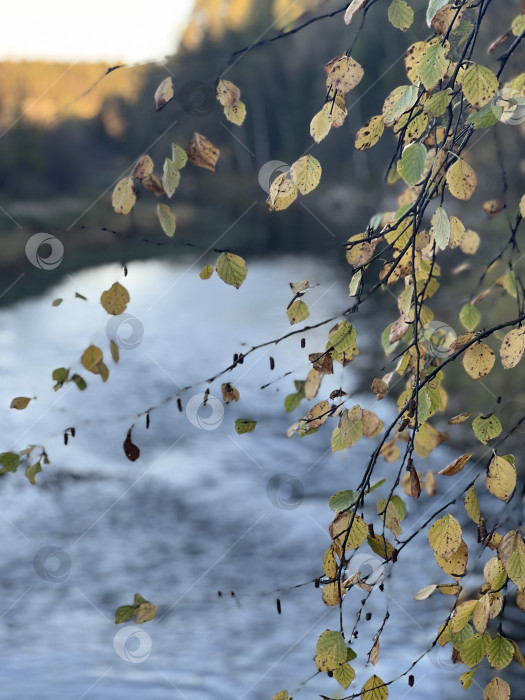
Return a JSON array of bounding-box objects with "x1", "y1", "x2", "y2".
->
[{"x1": 0, "y1": 0, "x2": 523, "y2": 306}]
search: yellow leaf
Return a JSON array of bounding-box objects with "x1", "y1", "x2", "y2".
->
[
  {"x1": 81, "y1": 345, "x2": 104, "y2": 375},
  {"x1": 465, "y1": 486, "x2": 482, "y2": 525},
  {"x1": 322, "y1": 544, "x2": 338, "y2": 578},
  {"x1": 486, "y1": 455, "x2": 517, "y2": 501},
  {"x1": 361, "y1": 674, "x2": 388, "y2": 699},
  {"x1": 435, "y1": 539, "x2": 468, "y2": 581},
  {"x1": 186, "y1": 132, "x2": 220, "y2": 172},
  {"x1": 267, "y1": 172, "x2": 298, "y2": 211},
  {"x1": 110, "y1": 340, "x2": 119, "y2": 363},
  {"x1": 131, "y1": 155, "x2": 154, "y2": 179},
  {"x1": 472, "y1": 594, "x2": 490, "y2": 633},
  {"x1": 371, "y1": 377, "x2": 389, "y2": 400},
  {"x1": 460, "y1": 64, "x2": 499, "y2": 108},
  {"x1": 450, "y1": 599, "x2": 477, "y2": 633},
  {"x1": 437, "y1": 453, "x2": 472, "y2": 476},
  {"x1": 216, "y1": 79, "x2": 240, "y2": 107},
  {"x1": 344, "y1": 0, "x2": 367, "y2": 25},
  {"x1": 329, "y1": 511, "x2": 368, "y2": 555},
  {"x1": 112, "y1": 177, "x2": 136, "y2": 215},
  {"x1": 314, "y1": 630, "x2": 347, "y2": 672},
  {"x1": 135, "y1": 602, "x2": 156, "y2": 624},
  {"x1": 162, "y1": 158, "x2": 180, "y2": 198},
  {"x1": 446, "y1": 159, "x2": 477, "y2": 201},
  {"x1": 141, "y1": 173, "x2": 165, "y2": 196},
  {"x1": 500, "y1": 327, "x2": 525, "y2": 369},
  {"x1": 224, "y1": 101, "x2": 246, "y2": 126},
  {"x1": 414, "y1": 422, "x2": 449, "y2": 458},
  {"x1": 425, "y1": 471, "x2": 437, "y2": 497},
  {"x1": 290, "y1": 155, "x2": 322, "y2": 195},
  {"x1": 10, "y1": 397, "x2": 32, "y2": 410},
  {"x1": 199, "y1": 264, "x2": 214, "y2": 280},
  {"x1": 154, "y1": 77, "x2": 173, "y2": 111},
  {"x1": 310, "y1": 107, "x2": 332, "y2": 143},
  {"x1": 520, "y1": 194, "x2": 525, "y2": 218},
  {"x1": 286, "y1": 299, "x2": 309, "y2": 325},
  {"x1": 462, "y1": 342, "x2": 495, "y2": 380},
  {"x1": 428, "y1": 514, "x2": 462, "y2": 561},
  {"x1": 355, "y1": 116, "x2": 384, "y2": 151},
  {"x1": 325, "y1": 54, "x2": 364, "y2": 95},
  {"x1": 322, "y1": 581, "x2": 345, "y2": 606},
  {"x1": 216, "y1": 252, "x2": 247, "y2": 289},
  {"x1": 449, "y1": 412, "x2": 472, "y2": 424},
  {"x1": 100, "y1": 282, "x2": 130, "y2": 316}
]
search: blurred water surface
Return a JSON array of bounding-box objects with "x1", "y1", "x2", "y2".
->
[{"x1": 0, "y1": 257, "x2": 488, "y2": 699}]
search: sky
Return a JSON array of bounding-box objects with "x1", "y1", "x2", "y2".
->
[{"x1": 0, "y1": 0, "x2": 195, "y2": 63}]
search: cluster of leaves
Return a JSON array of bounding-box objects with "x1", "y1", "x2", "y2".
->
[{"x1": 6, "y1": 0, "x2": 525, "y2": 698}]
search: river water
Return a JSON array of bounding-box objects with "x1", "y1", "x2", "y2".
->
[{"x1": 0, "y1": 257, "x2": 499, "y2": 699}]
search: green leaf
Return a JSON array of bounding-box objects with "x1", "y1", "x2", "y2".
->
[
  {"x1": 52, "y1": 298, "x2": 63, "y2": 307},
  {"x1": 314, "y1": 630, "x2": 347, "y2": 672},
  {"x1": 459, "y1": 303, "x2": 481, "y2": 332},
  {"x1": 382, "y1": 85, "x2": 419, "y2": 126},
  {"x1": 418, "y1": 43, "x2": 448, "y2": 91},
  {"x1": 459, "y1": 670, "x2": 475, "y2": 689},
  {"x1": 329, "y1": 490, "x2": 360, "y2": 512},
  {"x1": 332, "y1": 662, "x2": 356, "y2": 689},
  {"x1": 115, "y1": 605, "x2": 136, "y2": 624},
  {"x1": 235, "y1": 419, "x2": 257, "y2": 434},
  {"x1": 25, "y1": 462, "x2": 42, "y2": 485},
  {"x1": 285, "y1": 392, "x2": 304, "y2": 412},
  {"x1": 272, "y1": 692, "x2": 290, "y2": 700},
  {"x1": 162, "y1": 158, "x2": 180, "y2": 198},
  {"x1": 431, "y1": 207, "x2": 450, "y2": 249},
  {"x1": 460, "y1": 633, "x2": 488, "y2": 668},
  {"x1": 157, "y1": 203, "x2": 176, "y2": 237},
  {"x1": 171, "y1": 144, "x2": 188, "y2": 169},
  {"x1": 397, "y1": 143, "x2": 427, "y2": 186},
  {"x1": 52, "y1": 367, "x2": 69, "y2": 383},
  {"x1": 461, "y1": 64, "x2": 499, "y2": 109},
  {"x1": 466, "y1": 103, "x2": 503, "y2": 129},
  {"x1": 71, "y1": 374, "x2": 87, "y2": 391},
  {"x1": 486, "y1": 636, "x2": 514, "y2": 670},
  {"x1": 327, "y1": 320, "x2": 357, "y2": 361},
  {"x1": 388, "y1": 0, "x2": 414, "y2": 31},
  {"x1": 287, "y1": 300, "x2": 310, "y2": 325},
  {"x1": 134, "y1": 593, "x2": 147, "y2": 605},
  {"x1": 0, "y1": 452, "x2": 20, "y2": 473},
  {"x1": 216, "y1": 252, "x2": 247, "y2": 289},
  {"x1": 472, "y1": 414, "x2": 502, "y2": 444},
  {"x1": 424, "y1": 89, "x2": 452, "y2": 117},
  {"x1": 512, "y1": 14, "x2": 525, "y2": 36}
]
